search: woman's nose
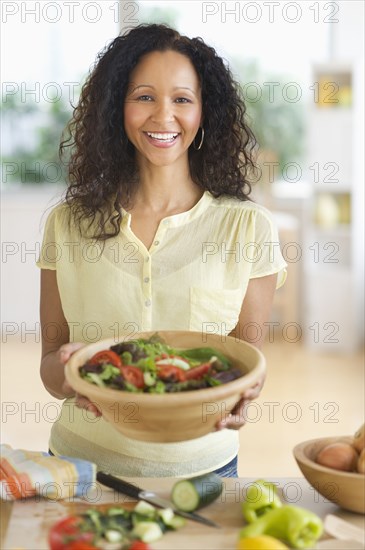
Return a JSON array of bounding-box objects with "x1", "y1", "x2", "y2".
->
[{"x1": 150, "y1": 100, "x2": 174, "y2": 124}]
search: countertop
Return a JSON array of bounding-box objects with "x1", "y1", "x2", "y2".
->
[{"x1": 1, "y1": 477, "x2": 364, "y2": 549}]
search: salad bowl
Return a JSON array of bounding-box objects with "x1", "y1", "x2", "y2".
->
[{"x1": 65, "y1": 330, "x2": 266, "y2": 442}]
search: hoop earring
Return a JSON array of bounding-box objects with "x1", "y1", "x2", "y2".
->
[{"x1": 193, "y1": 127, "x2": 205, "y2": 150}]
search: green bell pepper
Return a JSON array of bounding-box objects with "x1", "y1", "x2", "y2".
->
[
  {"x1": 239, "y1": 505, "x2": 323, "y2": 549},
  {"x1": 242, "y1": 479, "x2": 282, "y2": 523}
]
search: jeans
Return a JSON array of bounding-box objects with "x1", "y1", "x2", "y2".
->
[{"x1": 212, "y1": 455, "x2": 238, "y2": 477}]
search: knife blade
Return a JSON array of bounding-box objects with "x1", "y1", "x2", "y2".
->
[{"x1": 96, "y1": 471, "x2": 220, "y2": 528}]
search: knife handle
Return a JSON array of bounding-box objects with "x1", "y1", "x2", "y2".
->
[{"x1": 96, "y1": 471, "x2": 141, "y2": 499}]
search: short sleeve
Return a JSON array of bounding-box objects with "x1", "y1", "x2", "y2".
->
[
  {"x1": 36, "y1": 205, "x2": 65, "y2": 270},
  {"x1": 249, "y1": 207, "x2": 287, "y2": 289}
]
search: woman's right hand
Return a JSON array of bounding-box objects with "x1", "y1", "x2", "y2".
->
[{"x1": 59, "y1": 342, "x2": 102, "y2": 417}]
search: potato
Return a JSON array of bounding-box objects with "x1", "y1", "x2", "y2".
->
[
  {"x1": 353, "y1": 423, "x2": 365, "y2": 453},
  {"x1": 316, "y1": 442, "x2": 358, "y2": 472},
  {"x1": 357, "y1": 449, "x2": 365, "y2": 474}
]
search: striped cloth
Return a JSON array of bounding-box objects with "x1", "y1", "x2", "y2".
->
[{"x1": 0, "y1": 444, "x2": 96, "y2": 501}]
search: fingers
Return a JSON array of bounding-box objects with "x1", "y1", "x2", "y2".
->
[
  {"x1": 59, "y1": 342, "x2": 85, "y2": 399},
  {"x1": 216, "y1": 411, "x2": 245, "y2": 431},
  {"x1": 59, "y1": 342, "x2": 85, "y2": 364},
  {"x1": 216, "y1": 398, "x2": 247, "y2": 431},
  {"x1": 75, "y1": 394, "x2": 102, "y2": 417},
  {"x1": 215, "y1": 376, "x2": 266, "y2": 430},
  {"x1": 242, "y1": 375, "x2": 266, "y2": 401}
]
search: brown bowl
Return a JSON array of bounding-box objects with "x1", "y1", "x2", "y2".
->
[
  {"x1": 65, "y1": 330, "x2": 266, "y2": 443},
  {"x1": 293, "y1": 436, "x2": 365, "y2": 514}
]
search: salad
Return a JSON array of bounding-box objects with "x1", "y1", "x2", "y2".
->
[
  {"x1": 79, "y1": 334, "x2": 242, "y2": 393},
  {"x1": 48, "y1": 501, "x2": 185, "y2": 550}
]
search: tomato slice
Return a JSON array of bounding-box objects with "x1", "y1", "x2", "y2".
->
[
  {"x1": 157, "y1": 365, "x2": 186, "y2": 382},
  {"x1": 48, "y1": 516, "x2": 95, "y2": 550},
  {"x1": 120, "y1": 366, "x2": 145, "y2": 389},
  {"x1": 67, "y1": 543, "x2": 99, "y2": 550},
  {"x1": 184, "y1": 362, "x2": 212, "y2": 380},
  {"x1": 88, "y1": 350, "x2": 122, "y2": 369},
  {"x1": 128, "y1": 542, "x2": 152, "y2": 550}
]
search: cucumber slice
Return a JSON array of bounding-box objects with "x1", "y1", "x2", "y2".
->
[
  {"x1": 167, "y1": 515, "x2": 186, "y2": 529},
  {"x1": 143, "y1": 371, "x2": 156, "y2": 386},
  {"x1": 104, "y1": 529, "x2": 124, "y2": 543},
  {"x1": 157, "y1": 507, "x2": 174, "y2": 524},
  {"x1": 134, "y1": 500, "x2": 156, "y2": 517},
  {"x1": 171, "y1": 472, "x2": 223, "y2": 512},
  {"x1": 132, "y1": 521, "x2": 163, "y2": 543}
]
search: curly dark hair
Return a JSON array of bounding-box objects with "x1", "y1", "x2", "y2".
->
[{"x1": 60, "y1": 23, "x2": 257, "y2": 240}]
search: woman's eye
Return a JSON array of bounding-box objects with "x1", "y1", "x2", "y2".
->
[
  {"x1": 137, "y1": 95, "x2": 153, "y2": 101},
  {"x1": 175, "y1": 97, "x2": 191, "y2": 104}
]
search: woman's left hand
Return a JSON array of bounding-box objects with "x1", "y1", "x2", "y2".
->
[{"x1": 215, "y1": 375, "x2": 265, "y2": 430}]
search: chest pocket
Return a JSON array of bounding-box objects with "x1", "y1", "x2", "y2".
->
[{"x1": 189, "y1": 287, "x2": 244, "y2": 335}]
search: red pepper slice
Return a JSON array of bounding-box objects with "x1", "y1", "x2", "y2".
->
[
  {"x1": 88, "y1": 350, "x2": 122, "y2": 369},
  {"x1": 120, "y1": 366, "x2": 145, "y2": 388},
  {"x1": 184, "y1": 362, "x2": 212, "y2": 380}
]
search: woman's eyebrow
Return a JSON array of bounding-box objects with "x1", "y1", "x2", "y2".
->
[
  {"x1": 128, "y1": 84, "x2": 198, "y2": 96},
  {"x1": 173, "y1": 86, "x2": 198, "y2": 96},
  {"x1": 128, "y1": 84, "x2": 154, "y2": 92}
]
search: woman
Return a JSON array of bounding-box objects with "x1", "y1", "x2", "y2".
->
[{"x1": 37, "y1": 24, "x2": 286, "y2": 477}]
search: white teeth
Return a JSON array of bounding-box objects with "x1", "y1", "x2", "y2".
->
[{"x1": 147, "y1": 132, "x2": 179, "y2": 141}]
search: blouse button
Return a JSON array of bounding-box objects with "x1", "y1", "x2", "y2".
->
[
  {"x1": 154, "y1": 240, "x2": 160, "y2": 246},
  {"x1": 145, "y1": 256, "x2": 150, "y2": 262},
  {"x1": 145, "y1": 299, "x2": 151, "y2": 307},
  {"x1": 144, "y1": 277, "x2": 150, "y2": 283}
]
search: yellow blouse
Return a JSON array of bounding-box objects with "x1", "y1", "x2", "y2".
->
[{"x1": 36, "y1": 191, "x2": 287, "y2": 476}]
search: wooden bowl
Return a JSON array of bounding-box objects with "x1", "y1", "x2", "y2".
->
[
  {"x1": 293, "y1": 437, "x2": 365, "y2": 514},
  {"x1": 65, "y1": 330, "x2": 266, "y2": 443}
]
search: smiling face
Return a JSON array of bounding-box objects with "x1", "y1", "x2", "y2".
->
[{"x1": 124, "y1": 50, "x2": 202, "y2": 169}]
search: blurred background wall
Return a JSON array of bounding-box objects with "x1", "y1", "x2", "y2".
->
[{"x1": 1, "y1": 0, "x2": 364, "y2": 353}]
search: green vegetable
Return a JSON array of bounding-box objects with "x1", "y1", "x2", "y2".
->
[
  {"x1": 99, "y1": 364, "x2": 120, "y2": 380},
  {"x1": 239, "y1": 505, "x2": 323, "y2": 549},
  {"x1": 121, "y1": 351, "x2": 133, "y2": 364},
  {"x1": 104, "y1": 529, "x2": 123, "y2": 543},
  {"x1": 177, "y1": 347, "x2": 231, "y2": 369},
  {"x1": 171, "y1": 472, "x2": 223, "y2": 512},
  {"x1": 84, "y1": 372, "x2": 106, "y2": 387},
  {"x1": 132, "y1": 521, "x2": 164, "y2": 543},
  {"x1": 242, "y1": 479, "x2": 282, "y2": 523},
  {"x1": 143, "y1": 371, "x2": 157, "y2": 386},
  {"x1": 148, "y1": 380, "x2": 166, "y2": 393},
  {"x1": 134, "y1": 501, "x2": 156, "y2": 517}
]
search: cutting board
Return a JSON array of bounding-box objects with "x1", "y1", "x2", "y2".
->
[{"x1": 2, "y1": 478, "x2": 364, "y2": 549}]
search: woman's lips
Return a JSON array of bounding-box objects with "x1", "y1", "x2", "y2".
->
[{"x1": 143, "y1": 131, "x2": 180, "y2": 148}]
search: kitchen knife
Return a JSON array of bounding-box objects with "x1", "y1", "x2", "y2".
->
[{"x1": 96, "y1": 471, "x2": 220, "y2": 528}]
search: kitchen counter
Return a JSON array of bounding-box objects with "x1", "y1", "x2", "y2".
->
[{"x1": 1, "y1": 477, "x2": 364, "y2": 549}]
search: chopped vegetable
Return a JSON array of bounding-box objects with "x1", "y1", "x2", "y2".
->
[
  {"x1": 79, "y1": 335, "x2": 241, "y2": 393},
  {"x1": 48, "y1": 503, "x2": 184, "y2": 550},
  {"x1": 119, "y1": 366, "x2": 145, "y2": 389},
  {"x1": 88, "y1": 350, "x2": 122, "y2": 369},
  {"x1": 239, "y1": 505, "x2": 323, "y2": 549},
  {"x1": 131, "y1": 522, "x2": 163, "y2": 543},
  {"x1": 242, "y1": 479, "x2": 282, "y2": 523},
  {"x1": 171, "y1": 472, "x2": 223, "y2": 512}
]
